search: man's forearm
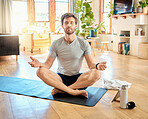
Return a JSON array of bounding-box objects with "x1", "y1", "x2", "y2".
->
[
  {"x1": 39, "y1": 63, "x2": 47, "y2": 68},
  {"x1": 89, "y1": 63, "x2": 96, "y2": 70},
  {"x1": 39, "y1": 62, "x2": 52, "y2": 69}
]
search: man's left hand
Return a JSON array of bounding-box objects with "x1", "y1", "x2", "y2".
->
[{"x1": 98, "y1": 62, "x2": 107, "y2": 71}]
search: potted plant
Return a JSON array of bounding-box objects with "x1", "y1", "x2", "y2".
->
[
  {"x1": 136, "y1": 0, "x2": 148, "y2": 13},
  {"x1": 142, "y1": 0, "x2": 148, "y2": 13},
  {"x1": 136, "y1": 1, "x2": 143, "y2": 13},
  {"x1": 75, "y1": 0, "x2": 106, "y2": 38}
]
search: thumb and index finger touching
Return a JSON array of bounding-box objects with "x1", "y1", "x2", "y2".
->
[
  {"x1": 101, "y1": 61, "x2": 107, "y2": 64},
  {"x1": 28, "y1": 56, "x2": 37, "y2": 65},
  {"x1": 30, "y1": 56, "x2": 35, "y2": 61}
]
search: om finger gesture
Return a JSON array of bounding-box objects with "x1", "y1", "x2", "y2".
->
[{"x1": 28, "y1": 56, "x2": 41, "y2": 68}]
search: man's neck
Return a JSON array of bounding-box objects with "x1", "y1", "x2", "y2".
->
[{"x1": 64, "y1": 34, "x2": 76, "y2": 44}]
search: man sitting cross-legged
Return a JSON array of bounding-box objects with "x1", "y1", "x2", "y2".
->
[{"x1": 28, "y1": 13, "x2": 107, "y2": 98}]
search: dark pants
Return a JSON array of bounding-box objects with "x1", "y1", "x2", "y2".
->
[{"x1": 57, "y1": 73, "x2": 87, "y2": 90}]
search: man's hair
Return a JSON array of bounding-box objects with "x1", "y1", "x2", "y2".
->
[{"x1": 61, "y1": 13, "x2": 78, "y2": 25}]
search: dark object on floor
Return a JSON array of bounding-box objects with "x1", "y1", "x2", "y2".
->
[
  {"x1": 127, "y1": 101, "x2": 136, "y2": 109},
  {"x1": 0, "y1": 76, "x2": 107, "y2": 107}
]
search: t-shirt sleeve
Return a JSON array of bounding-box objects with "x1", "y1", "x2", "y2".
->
[
  {"x1": 84, "y1": 40, "x2": 91, "y2": 55},
  {"x1": 49, "y1": 41, "x2": 57, "y2": 58}
]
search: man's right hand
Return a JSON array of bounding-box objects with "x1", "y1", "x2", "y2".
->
[{"x1": 28, "y1": 56, "x2": 42, "y2": 68}]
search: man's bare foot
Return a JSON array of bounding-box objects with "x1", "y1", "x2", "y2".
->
[
  {"x1": 52, "y1": 88, "x2": 88, "y2": 98},
  {"x1": 51, "y1": 88, "x2": 65, "y2": 95},
  {"x1": 72, "y1": 90, "x2": 88, "y2": 98}
]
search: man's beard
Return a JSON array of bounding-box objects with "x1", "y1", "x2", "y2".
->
[{"x1": 64, "y1": 28, "x2": 76, "y2": 35}]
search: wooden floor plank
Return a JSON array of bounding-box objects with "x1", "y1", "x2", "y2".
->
[
  {"x1": 9, "y1": 94, "x2": 37, "y2": 119},
  {"x1": 0, "y1": 92, "x2": 14, "y2": 119},
  {"x1": 50, "y1": 102, "x2": 84, "y2": 119},
  {"x1": 27, "y1": 97, "x2": 60, "y2": 119}
]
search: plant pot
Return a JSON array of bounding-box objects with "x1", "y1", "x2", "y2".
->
[
  {"x1": 137, "y1": 7, "x2": 143, "y2": 13},
  {"x1": 90, "y1": 29, "x2": 98, "y2": 37},
  {"x1": 90, "y1": 30, "x2": 95, "y2": 37},
  {"x1": 94, "y1": 30, "x2": 97, "y2": 37},
  {"x1": 143, "y1": 6, "x2": 148, "y2": 13}
]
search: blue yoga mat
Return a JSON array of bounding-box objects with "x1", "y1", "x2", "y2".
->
[{"x1": 0, "y1": 76, "x2": 107, "y2": 107}]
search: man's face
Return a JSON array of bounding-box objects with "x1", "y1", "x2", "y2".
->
[{"x1": 62, "y1": 17, "x2": 77, "y2": 35}]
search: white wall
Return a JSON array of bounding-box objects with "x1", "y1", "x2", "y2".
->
[
  {"x1": 112, "y1": 15, "x2": 148, "y2": 56},
  {"x1": 97, "y1": 34, "x2": 113, "y2": 51},
  {"x1": 0, "y1": 1, "x2": 2, "y2": 32},
  {"x1": 92, "y1": 0, "x2": 99, "y2": 24}
]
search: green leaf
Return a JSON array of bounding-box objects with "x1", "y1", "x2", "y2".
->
[
  {"x1": 81, "y1": 24, "x2": 86, "y2": 28},
  {"x1": 76, "y1": 0, "x2": 82, "y2": 8}
]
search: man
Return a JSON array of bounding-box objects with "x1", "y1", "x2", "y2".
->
[{"x1": 29, "y1": 13, "x2": 107, "y2": 98}]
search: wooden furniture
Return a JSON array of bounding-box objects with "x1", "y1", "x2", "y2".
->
[
  {"x1": 22, "y1": 33, "x2": 51, "y2": 53},
  {"x1": 101, "y1": 41, "x2": 109, "y2": 52},
  {"x1": 0, "y1": 34, "x2": 19, "y2": 61},
  {"x1": 138, "y1": 42, "x2": 148, "y2": 59},
  {"x1": 112, "y1": 13, "x2": 148, "y2": 19},
  {"x1": 87, "y1": 37, "x2": 99, "y2": 56}
]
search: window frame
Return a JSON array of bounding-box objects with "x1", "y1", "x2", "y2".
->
[
  {"x1": 99, "y1": 0, "x2": 112, "y2": 34},
  {"x1": 27, "y1": 0, "x2": 69, "y2": 33}
]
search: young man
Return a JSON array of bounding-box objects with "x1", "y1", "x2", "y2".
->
[{"x1": 29, "y1": 13, "x2": 107, "y2": 98}]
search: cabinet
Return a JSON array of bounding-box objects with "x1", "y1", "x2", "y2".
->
[
  {"x1": 112, "y1": 14, "x2": 148, "y2": 56},
  {"x1": 0, "y1": 35, "x2": 19, "y2": 60},
  {"x1": 119, "y1": 31, "x2": 130, "y2": 43}
]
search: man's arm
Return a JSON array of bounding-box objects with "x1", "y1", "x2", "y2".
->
[
  {"x1": 40, "y1": 56, "x2": 55, "y2": 69},
  {"x1": 84, "y1": 54, "x2": 96, "y2": 69},
  {"x1": 29, "y1": 56, "x2": 55, "y2": 69},
  {"x1": 84, "y1": 54, "x2": 107, "y2": 70}
]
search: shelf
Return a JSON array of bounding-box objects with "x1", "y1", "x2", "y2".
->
[
  {"x1": 135, "y1": 36, "x2": 146, "y2": 38},
  {"x1": 120, "y1": 36, "x2": 130, "y2": 38},
  {"x1": 112, "y1": 13, "x2": 148, "y2": 19},
  {"x1": 135, "y1": 24, "x2": 148, "y2": 25}
]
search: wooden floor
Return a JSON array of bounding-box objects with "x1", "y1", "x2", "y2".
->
[{"x1": 0, "y1": 48, "x2": 148, "y2": 119}]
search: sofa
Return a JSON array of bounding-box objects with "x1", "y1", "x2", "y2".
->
[{"x1": 0, "y1": 33, "x2": 19, "y2": 61}]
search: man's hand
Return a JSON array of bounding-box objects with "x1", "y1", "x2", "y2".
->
[
  {"x1": 98, "y1": 62, "x2": 107, "y2": 71},
  {"x1": 28, "y1": 56, "x2": 42, "y2": 68}
]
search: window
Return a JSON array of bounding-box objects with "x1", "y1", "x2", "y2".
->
[
  {"x1": 12, "y1": 0, "x2": 70, "y2": 33},
  {"x1": 55, "y1": 0, "x2": 69, "y2": 20},
  {"x1": 12, "y1": 0, "x2": 28, "y2": 33},
  {"x1": 55, "y1": 0, "x2": 69, "y2": 33},
  {"x1": 35, "y1": 0, "x2": 49, "y2": 21},
  {"x1": 99, "y1": 0, "x2": 112, "y2": 33}
]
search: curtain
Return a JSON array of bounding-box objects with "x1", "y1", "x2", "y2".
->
[{"x1": 0, "y1": 0, "x2": 12, "y2": 33}]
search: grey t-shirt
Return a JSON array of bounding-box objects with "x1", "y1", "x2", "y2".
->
[{"x1": 49, "y1": 36, "x2": 91, "y2": 76}]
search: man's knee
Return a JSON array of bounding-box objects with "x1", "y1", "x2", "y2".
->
[
  {"x1": 89, "y1": 69, "x2": 101, "y2": 82},
  {"x1": 36, "y1": 67, "x2": 46, "y2": 78},
  {"x1": 94, "y1": 70, "x2": 101, "y2": 81}
]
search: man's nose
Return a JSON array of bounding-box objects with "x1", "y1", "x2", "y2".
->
[{"x1": 67, "y1": 23, "x2": 71, "y2": 27}]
